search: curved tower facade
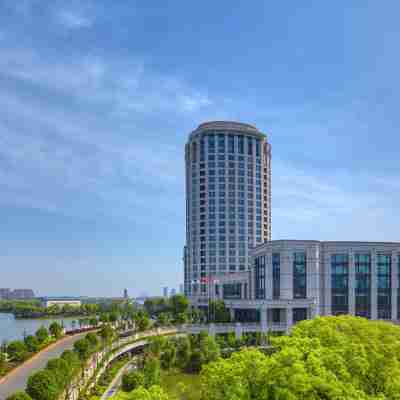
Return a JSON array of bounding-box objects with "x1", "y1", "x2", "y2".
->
[{"x1": 184, "y1": 121, "x2": 271, "y2": 301}]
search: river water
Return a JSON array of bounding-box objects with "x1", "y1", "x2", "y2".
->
[{"x1": 0, "y1": 313, "x2": 78, "y2": 343}]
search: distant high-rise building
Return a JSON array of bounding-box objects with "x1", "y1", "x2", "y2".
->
[
  {"x1": 184, "y1": 121, "x2": 271, "y2": 299},
  {"x1": 0, "y1": 288, "x2": 11, "y2": 299},
  {"x1": 179, "y1": 284, "x2": 184, "y2": 294},
  {"x1": 2, "y1": 288, "x2": 35, "y2": 299},
  {"x1": 163, "y1": 287, "x2": 169, "y2": 298},
  {"x1": 170, "y1": 288, "x2": 176, "y2": 297},
  {"x1": 123, "y1": 288, "x2": 128, "y2": 299}
]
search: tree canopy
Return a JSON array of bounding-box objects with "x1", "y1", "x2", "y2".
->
[{"x1": 201, "y1": 315, "x2": 400, "y2": 400}]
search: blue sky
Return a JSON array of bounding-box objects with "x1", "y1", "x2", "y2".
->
[{"x1": 1, "y1": 1, "x2": 400, "y2": 297}]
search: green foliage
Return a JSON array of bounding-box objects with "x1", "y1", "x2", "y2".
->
[
  {"x1": 46, "y1": 358, "x2": 70, "y2": 390},
  {"x1": 128, "y1": 385, "x2": 169, "y2": 400},
  {"x1": 208, "y1": 300, "x2": 231, "y2": 323},
  {"x1": 60, "y1": 349, "x2": 81, "y2": 375},
  {"x1": 144, "y1": 357, "x2": 161, "y2": 388},
  {"x1": 35, "y1": 326, "x2": 49, "y2": 344},
  {"x1": 0, "y1": 351, "x2": 6, "y2": 367},
  {"x1": 26, "y1": 369, "x2": 59, "y2": 400},
  {"x1": 48, "y1": 322, "x2": 63, "y2": 339},
  {"x1": 148, "y1": 336, "x2": 166, "y2": 358},
  {"x1": 122, "y1": 370, "x2": 145, "y2": 392},
  {"x1": 175, "y1": 336, "x2": 191, "y2": 370},
  {"x1": 99, "y1": 324, "x2": 115, "y2": 342},
  {"x1": 24, "y1": 335, "x2": 40, "y2": 352},
  {"x1": 7, "y1": 340, "x2": 28, "y2": 362},
  {"x1": 5, "y1": 392, "x2": 33, "y2": 400},
  {"x1": 137, "y1": 314, "x2": 151, "y2": 331},
  {"x1": 86, "y1": 332, "x2": 99, "y2": 348},
  {"x1": 160, "y1": 345, "x2": 176, "y2": 370},
  {"x1": 73, "y1": 338, "x2": 90, "y2": 360},
  {"x1": 201, "y1": 316, "x2": 400, "y2": 400}
]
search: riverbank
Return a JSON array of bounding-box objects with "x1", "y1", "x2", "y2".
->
[{"x1": 0, "y1": 313, "x2": 82, "y2": 342}]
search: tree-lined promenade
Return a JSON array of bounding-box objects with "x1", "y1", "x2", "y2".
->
[{"x1": 5, "y1": 294, "x2": 400, "y2": 400}]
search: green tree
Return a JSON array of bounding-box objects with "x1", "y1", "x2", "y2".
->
[
  {"x1": 161, "y1": 346, "x2": 176, "y2": 370},
  {"x1": 148, "y1": 336, "x2": 166, "y2": 358},
  {"x1": 60, "y1": 350, "x2": 80, "y2": 377},
  {"x1": 99, "y1": 324, "x2": 114, "y2": 342},
  {"x1": 24, "y1": 335, "x2": 40, "y2": 353},
  {"x1": 175, "y1": 336, "x2": 191, "y2": 370},
  {"x1": 7, "y1": 340, "x2": 28, "y2": 362},
  {"x1": 89, "y1": 317, "x2": 98, "y2": 327},
  {"x1": 26, "y1": 370, "x2": 59, "y2": 400},
  {"x1": 48, "y1": 322, "x2": 63, "y2": 339},
  {"x1": 122, "y1": 370, "x2": 145, "y2": 392},
  {"x1": 128, "y1": 385, "x2": 169, "y2": 400},
  {"x1": 201, "y1": 316, "x2": 400, "y2": 400},
  {"x1": 143, "y1": 357, "x2": 161, "y2": 388},
  {"x1": 208, "y1": 300, "x2": 231, "y2": 323},
  {"x1": 46, "y1": 358, "x2": 70, "y2": 391},
  {"x1": 5, "y1": 392, "x2": 33, "y2": 400},
  {"x1": 169, "y1": 295, "x2": 189, "y2": 322},
  {"x1": 73, "y1": 338, "x2": 90, "y2": 360},
  {"x1": 156, "y1": 312, "x2": 170, "y2": 326},
  {"x1": 137, "y1": 315, "x2": 151, "y2": 331},
  {"x1": 0, "y1": 351, "x2": 6, "y2": 370},
  {"x1": 186, "y1": 349, "x2": 204, "y2": 374},
  {"x1": 35, "y1": 327, "x2": 49, "y2": 344},
  {"x1": 86, "y1": 332, "x2": 99, "y2": 348}
]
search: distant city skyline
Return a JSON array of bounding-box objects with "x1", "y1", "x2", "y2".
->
[{"x1": 1, "y1": 2, "x2": 400, "y2": 296}]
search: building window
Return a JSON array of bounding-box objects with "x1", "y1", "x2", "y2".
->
[
  {"x1": 293, "y1": 252, "x2": 306, "y2": 299},
  {"x1": 293, "y1": 308, "x2": 307, "y2": 323},
  {"x1": 255, "y1": 256, "x2": 265, "y2": 299},
  {"x1": 256, "y1": 139, "x2": 261, "y2": 157},
  {"x1": 218, "y1": 134, "x2": 225, "y2": 153},
  {"x1": 377, "y1": 254, "x2": 391, "y2": 319},
  {"x1": 223, "y1": 283, "x2": 241, "y2": 299},
  {"x1": 331, "y1": 254, "x2": 349, "y2": 315},
  {"x1": 238, "y1": 135, "x2": 244, "y2": 154},
  {"x1": 247, "y1": 137, "x2": 253, "y2": 155},
  {"x1": 272, "y1": 253, "x2": 280, "y2": 299},
  {"x1": 208, "y1": 134, "x2": 215, "y2": 153},
  {"x1": 228, "y1": 135, "x2": 235, "y2": 153},
  {"x1": 355, "y1": 254, "x2": 371, "y2": 319},
  {"x1": 200, "y1": 137, "x2": 205, "y2": 161}
]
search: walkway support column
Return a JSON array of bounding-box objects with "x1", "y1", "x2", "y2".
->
[
  {"x1": 261, "y1": 305, "x2": 268, "y2": 333},
  {"x1": 235, "y1": 323, "x2": 243, "y2": 340},
  {"x1": 286, "y1": 307, "x2": 293, "y2": 334}
]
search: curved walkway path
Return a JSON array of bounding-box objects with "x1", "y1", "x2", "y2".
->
[{"x1": 0, "y1": 332, "x2": 88, "y2": 399}]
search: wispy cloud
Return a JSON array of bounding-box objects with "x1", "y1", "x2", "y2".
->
[{"x1": 55, "y1": 9, "x2": 93, "y2": 29}]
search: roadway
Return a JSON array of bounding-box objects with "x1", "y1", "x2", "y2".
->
[
  {"x1": 0, "y1": 332, "x2": 88, "y2": 399},
  {"x1": 101, "y1": 359, "x2": 136, "y2": 400}
]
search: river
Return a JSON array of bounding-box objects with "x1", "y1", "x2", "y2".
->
[{"x1": 0, "y1": 313, "x2": 79, "y2": 343}]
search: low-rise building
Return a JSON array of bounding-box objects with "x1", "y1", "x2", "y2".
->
[
  {"x1": 41, "y1": 298, "x2": 82, "y2": 308},
  {"x1": 194, "y1": 240, "x2": 400, "y2": 330}
]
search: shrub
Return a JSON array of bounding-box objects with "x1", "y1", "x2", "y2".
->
[
  {"x1": 35, "y1": 327, "x2": 49, "y2": 344},
  {"x1": 49, "y1": 322, "x2": 63, "y2": 339},
  {"x1": 24, "y1": 335, "x2": 40, "y2": 353},
  {"x1": 6, "y1": 392, "x2": 33, "y2": 400},
  {"x1": 26, "y1": 370, "x2": 59, "y2": 400},
  {"x1": 122, "y1": 370, "x2": 145, "y2": 392},
  {"x1": 7, "y1": 340, "x2": 28, "y2": 362}
]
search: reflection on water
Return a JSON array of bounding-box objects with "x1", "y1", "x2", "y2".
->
[{"x1": 0, "y1": 313, "x2": 78, "y2": 343}]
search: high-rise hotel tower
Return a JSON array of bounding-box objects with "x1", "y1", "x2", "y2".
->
[{"x1": 184, "y1": 121, "x2": 271, "y2": 300}]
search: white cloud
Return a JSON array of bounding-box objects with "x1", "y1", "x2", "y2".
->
[{"x1": 55, "y1": 9, "x2": 93, "y2": 29}]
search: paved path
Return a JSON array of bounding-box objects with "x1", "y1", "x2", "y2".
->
[
  {"x1": 0, "y1": 333, "x2": 88, "y2": 399},
  {"x1": 101, "y1": 360, "x2": 136, "y2": 400}
]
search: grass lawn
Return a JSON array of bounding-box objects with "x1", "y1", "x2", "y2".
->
[
  {"x1": 112, "y1": 370, "x2": 201, "y2": 400},
  {"x1": 161, "y1": 370, "x2": 202, "y2": 400}
]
